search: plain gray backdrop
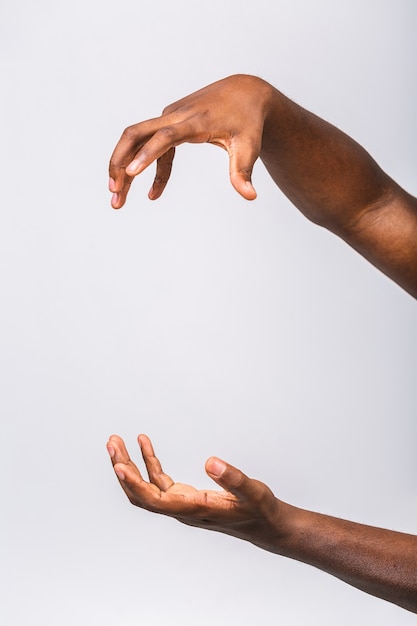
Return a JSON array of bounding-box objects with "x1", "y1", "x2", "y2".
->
[{"x1": 1, "y1": 1, "x2": 416, "y2": 624}]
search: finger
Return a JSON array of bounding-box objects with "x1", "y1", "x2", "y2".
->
[
  {"x1": 228, "y1": 137, "x2": 260, "y2": 201},
  {"x1": 106, "y1": 435, "x2": 160, "y2": 510},
  {"x1": 109, "y1": 153, "x2": 137, "y2": 209},
  {"x1": 112, "y1": 458, "x2": 167, "y2": 511},
  {"x1": 110, "y1": 172, "x2": 134, "y2": 209},
  {"x1": 109, "y1": 118, "x2": 169, "y2": 208},
  {"x1": 109, "y1": 117, "x2": 166, "y2": 183},
  {"x1": 111, "y1": 140, "x2": 172, "y2": 208},
  {"x1": 107, "y1": 434, "x2": 131, "y2": 464},
  {"x1": 113, "y1": 457, "x2": 196, "y2": 516},
  {"x1": 148, "y1": 147, "x2": 175, "y2": 200},
  {"x1": 106, "y1": 435, "x2": 143, "y2": 480},
  {"x1": 125, "y1": 116, "x2": 210, "y2": 179},
  {"x1": 205, "y1": 457, "x2": 265, "y2": 504},
  {"x1": 138, "y1": 434, "x2": 175, "y2": 491}
]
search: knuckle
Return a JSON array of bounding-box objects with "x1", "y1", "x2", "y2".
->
[
  {"x1": 230, "y1": 165, "x2": 253, "y2": 178},
  {"x1": 156, "y1": 126, "x2": 176, "y2": 141},
  {"x1": 109, "y1": 157, "x2": 122, "y2": 172},
  {"x1": 229, "y1": 470, "x2": 246, "y2": 490},
  {"x1": 254, "y1": 482, "x2": 274, "y2": 509},
  {"x1": 122, "y1": 124, "x2": 138, "y2": 142},
  {"x1": 162, "y1": 98, "x2": 186, "y2": 116},
  {"x1": 162, "y1": 103, "x2": 174, "y2": 115}
]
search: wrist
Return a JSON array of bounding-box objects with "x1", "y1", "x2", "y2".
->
[{"x1": 251, "y1": 498, "x2": 305, "y2": 555}]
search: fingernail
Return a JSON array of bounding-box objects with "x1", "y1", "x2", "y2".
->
[
  {"x1": 111, "y1": 193, "x2": 119, "y2": 206},
  {"x1": 208, "y1": 458, "x2": 226, "y2": 477},
  {"x1": 115, "y1": 468, "x2": 125, "y2": 481},
  {"x1": 107, "y1": 444, "x2": 115, "y2": 458},
  {"x1": 109, "y1": 177, "x2": 116, "y2": 192},
  {"x1": 126, "y1": 158, "x2": 142, "y2": 174}
]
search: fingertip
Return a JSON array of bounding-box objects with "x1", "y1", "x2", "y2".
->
[
  {"x1": 108, "y1": 435, "x2": 124, "y2": 453},
  {"x1": 244, "y1": 181, "x2": 257, "y2": 200},
  {"x1": 138, "y1": 434, "x2": 155, "y2": 456},
  {"x1": 237, "y1": 180, "x2": 257, "y2": 201},
  {"x1": 137, "y1": 433, "x2": 149, "y2": 451},
  {"x1": 147, "y1": 187, "x2": 158, "y2": 201},
  {"x1": 230, "y1": 174, "x2": 257, "y2": 201},
  {"x1": 111, "y1": 193, "x2": 121, "y2": 209},
  {"x1": 206, "y1": 457, "x2": 227, "y2": 478}
]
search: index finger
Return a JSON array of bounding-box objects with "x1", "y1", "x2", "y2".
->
[
  {"x1": 107, "y1": 434, "x2": 143, "y2": 480},
  {"x1": 109, "y1": 116, "x2": 174, "y2": 208},
  {"x1": 109, "y1": 112, "x2": 212, "y2": 208}
]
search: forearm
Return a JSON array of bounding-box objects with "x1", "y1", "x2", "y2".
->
[
  {"x1": 108, "y1": 435, "x2": 417, "y2": 612},
  {"x1": 271, "y1": 501, "x2": 417, "y2": 612},
  {"x1": 109, "y1": 74, "x2": 417, "y2": 295},
  {"x1": 260, "y1": 85, "x2": 417, "y2": 297}
]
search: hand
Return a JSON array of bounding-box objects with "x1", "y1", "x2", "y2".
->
[
  {"x1": 106, "y1": 433, "x2": 286, "y2": 551},
  {"x1": 106, "y1": 434, "x2": 417, "y2": 611},
  {"x1": 108, "y1": 75, "x2": 275, "y2": 208}
]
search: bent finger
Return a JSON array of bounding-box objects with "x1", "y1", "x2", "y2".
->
[
  {"x1": 138, "y1": 434, "x2": 175, "y2": 491},
  {"x1": 110, "y1": 173, "x2": 134, "y2": 209},
  {"x1": 125, "y1": 117, "x2": 209, "y2": 178},
  {"x1": 148, "y1": 147, "x2": 176, "y2": 200},
  {"x1": 114, "y1": 462, "x2": 198, "y2": 516},
  {"x1": 107, "y1": 434, "x2": 143, "y2": 481},
  {"x1": 107, "y1": 434, "x2": 132, "y2": 465},
  {"x1": 228, "y1": 137, "x2": 260, "y2": 200},
  {"x1": 109, "y1": 117, "x2": 173, "y2": 207},
  {"x1": 109, "y1": 117, "x2": 169, "y2": 178},
  {"x1": 112, "y1": 460, "x2": 164, "y2": 510}
]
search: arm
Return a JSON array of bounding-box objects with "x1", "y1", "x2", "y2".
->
[
  {"x1": 107, "y1": 434, "x2": 417, "y2": 613},
  {"x1": 259, "y1": 86, "x2": 417, "y2": 297},
  {"x1": 109, "y1": 74, "x2": 417, "y2": 297}
]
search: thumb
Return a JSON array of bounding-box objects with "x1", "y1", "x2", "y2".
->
[
  {"x1": 205, "y1": 457, "x2": 256, "y2": 501},
  {"x1": 228, "y1": 138, "x2": 259, "y2": 201}
]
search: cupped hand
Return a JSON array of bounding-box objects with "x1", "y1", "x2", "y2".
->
[
  {"x1": 106, "y1": 433, "x2": 287, "y2": 551},
  {"x1": 108, "y1": 75, "x2": 274, "y2": 208}
]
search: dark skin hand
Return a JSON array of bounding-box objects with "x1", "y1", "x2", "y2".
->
[
  {"x1": 108, "y1": 75, "x2": 417, "y2": 612},
  {"x1": 107, "y1": 434, "x2": 284, "y2": 550},
  {"x1": 109, "y1": 75, "x2": 417, "y2": 297},
  {"x1": 107, "y1": 435, "x2": 417, "y2": 613}
]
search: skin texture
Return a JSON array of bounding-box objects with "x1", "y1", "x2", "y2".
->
[
  {"x1": 107, "y1": 435, "x2": 417, "y2": 613},
  {"x1": 109, "y1": 74, "x2": 417, "y2": 296},
  {"x1": 108, "y1": 75, "x2": 417, "y2": 612}
]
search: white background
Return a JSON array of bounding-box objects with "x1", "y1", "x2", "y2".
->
[{"x1": 1, "y1": 1, "x2": 416, "y2": 624}]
